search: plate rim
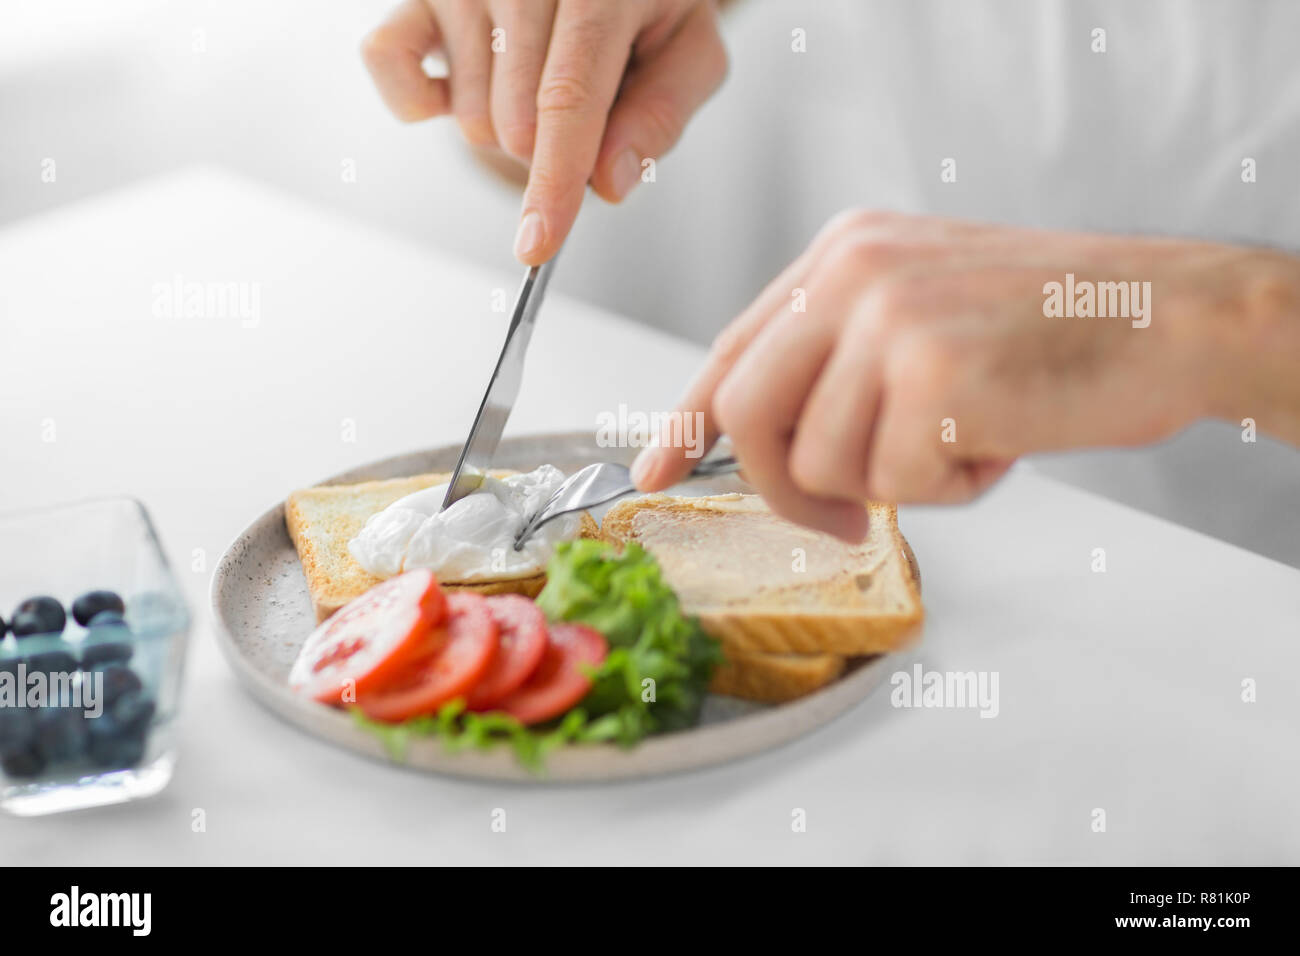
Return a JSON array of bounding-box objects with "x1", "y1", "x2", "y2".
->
[{"x1": 210, "y1": 431, "x2": 896, "y2": 783}]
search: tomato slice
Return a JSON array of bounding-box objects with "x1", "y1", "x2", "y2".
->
[
  {"x1": 494, "y1": 623, "x2": 608, "y2": 726},
  {"x1": 356, "y1": 591, "x2": 499, "y2": 722},
  {"x1": 467, "y1": 595, "x2": 549, "y2": 711},
  {"x1": 289, "y1": 569, "x2": 446, "y2": 704}
]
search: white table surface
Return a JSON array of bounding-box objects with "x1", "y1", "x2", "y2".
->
[{"x1": 2, "y1": 168, "x2": 1297, "y2": 865}]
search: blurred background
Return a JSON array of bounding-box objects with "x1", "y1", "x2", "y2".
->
[{"x1": 3, "y1": 0, "x2": 1298, "y2": 567}]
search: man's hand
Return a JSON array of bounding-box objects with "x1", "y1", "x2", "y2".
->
[
  {"x1": 631, "y1": 210, "x2": 1300, "y2": 540},
  {"x1": 362, "y1": 0, "x2": 726, "y2": 264}
]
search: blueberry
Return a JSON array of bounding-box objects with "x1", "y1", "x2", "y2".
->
[
  {"x1": 95, "y1": 664, "x2": 144, "y2": 707},
  {"x1": 25, "y1": 651, "x2": 79, "y2": 674},
  {"x1": 33, "y1": 706, "x2": 87, "y2": 763},
  {"x1": 11, "y1": 597, "x2": 65, "y2": 637},
  {"x1": 0, "y1": 710, "x2": 46, "y2": 777},
  {"x1": 80, "y1": 615, "x2": 134, "y2": 669},
  {"x1": 0, "y1": 708, "x2": 35, "y2": 749},
  {"x1": 85, "y1": 704, "x2": 149, "y2": 770},
  {"x1": 19, "y1": 635, "x2": 78, "y2": 675},
  {"x1": 87, "y1": 729, "x2": 146, "y2": 770},
  {"x1": 71, "y1": 591, "x2": 126, "y2": 628},
  {"x1": 80, "y1": 640, "x2": 133, "y2": 669},
  {"x1": 108, "y1": 691, "x2": 155, "y2": 735},
  {"x1": 1, "y1": 746, "x2": 46, "y2": 778},
  {"x1": 11, "y1": 611, "x2": 55, "y2": 640}
]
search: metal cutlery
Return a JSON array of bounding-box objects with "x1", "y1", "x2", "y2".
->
[
  {"x1": 513, "y1": 454, "x2": 740, "y2": 550},
  {"x1": 441, "y1": 256, "x2": 558, "y2": 512}
]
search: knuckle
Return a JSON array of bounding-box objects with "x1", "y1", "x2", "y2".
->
[
  {"x1": 885, "y1": 329, "x2": 958, "y2": 396},
  {"x1": 537, "y1": 72, "x2": 600, "y2": 116},
  {"x1": 846, "y1": 207, "x2": 904, "y2": 233},
  {"x1": 856, "y1": 280, "x2": 920, "y2": 339},
  {"x1": 814, "y1": 209, "x2": 865, "y2": 249},
  {"x1": 817, "y1": 208, "x2": 900, "y2": 248},
  {"x1": 707, "y1": 320, "x2": 750, "y2": 367},
  {"x1": 841, "y1": 235, "x2": 904, "y2": 275},
  {"x1": 809, "y1": 237, "x2": 901, "y2": 304},
  {"x1": 712, "y1": 376, "x2": 757, "y2": 439}
]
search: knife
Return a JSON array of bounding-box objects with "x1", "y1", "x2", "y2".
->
[{"x1": 441, "y1": 256, "x2": 558, "y2": 511}]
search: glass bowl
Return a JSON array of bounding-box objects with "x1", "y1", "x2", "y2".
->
[{"x1": 0, "y1": 497, "x2": 190, "y2": 815}]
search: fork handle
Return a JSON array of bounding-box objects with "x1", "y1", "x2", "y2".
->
[{"x1": 689, "y1": 455, "x2": 739, "y2": 478}]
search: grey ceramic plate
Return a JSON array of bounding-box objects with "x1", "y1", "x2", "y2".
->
[{"x1": 211, "y1": 432, "x2": 891, "y2": 782}]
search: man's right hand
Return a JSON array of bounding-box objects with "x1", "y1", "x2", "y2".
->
[{"x1": 362, "y1": 0, "x2": 727, "y2": 264}]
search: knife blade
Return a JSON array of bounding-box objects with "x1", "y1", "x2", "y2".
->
[{"x1": 441, "y1": 256, "x2": 558, "y2": 511}]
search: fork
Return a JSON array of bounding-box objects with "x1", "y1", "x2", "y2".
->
[{"x1": 513, "y1": 455, "x2": 740, "y2": 550}]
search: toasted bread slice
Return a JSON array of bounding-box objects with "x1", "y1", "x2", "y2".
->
[
  {"x1": 601, "y1": 494, "x2": 922, "y2": 701},
  {"x1": 710, "y1": 537, "x2": 920, "y2": 702},
  {"x1": 286, "y1": 470, "x2": 596, "y2": 621},
  {"x1": 709, "y1": 651, "x2": 849, "y2": 703},
  {"x1": 601, "y1": 494, "x2": 922, "y2": 655}
]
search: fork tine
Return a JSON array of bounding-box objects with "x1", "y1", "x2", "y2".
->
[
  {"x1": 513, "y1": 486, "x2": 636, "y2": 549},
  {"x1": 514, "y1": 463, "x2": 635, "y2": 550},
  {"x1": 513, "y1": 463, "x2": 608, "y2": 550},
  {"x1": 513, "y1": 454, "x2": 738, "y2": 551}
]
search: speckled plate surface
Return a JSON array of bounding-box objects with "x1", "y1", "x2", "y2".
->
[{"x1": 211, "y1": 432, "x2": 892, "y2": 782}]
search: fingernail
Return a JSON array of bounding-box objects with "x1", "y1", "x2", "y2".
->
[
  {"x1": 513, "y1": 210, "x2": 545, "y2": 262},
  {"x1": 630, "y1": 448, "x2": 659, "y2": 490},
  {"x1": 611, "y1": 149, "x2": 642, "y2": 201}
]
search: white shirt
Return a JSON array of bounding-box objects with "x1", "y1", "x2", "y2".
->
[{"x1": 573, "y1": 0, "x2": 1300, "y2": 336}]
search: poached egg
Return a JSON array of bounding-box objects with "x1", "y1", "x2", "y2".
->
[{"x1": 347, "y1": 464, "x2": 580, "y2": 582}]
